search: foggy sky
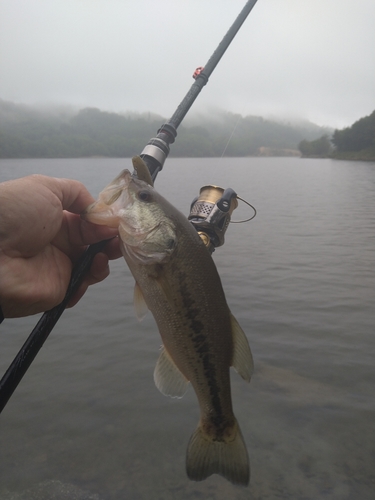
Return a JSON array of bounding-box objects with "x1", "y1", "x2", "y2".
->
[{"x1": 1, "y1": 0, "x2": 374, "y2": 128}]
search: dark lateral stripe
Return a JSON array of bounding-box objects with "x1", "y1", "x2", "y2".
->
[{"x1": 178, "y1": 271, "x2": 224, "y2": 422}]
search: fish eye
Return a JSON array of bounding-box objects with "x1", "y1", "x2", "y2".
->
[{"x1": 138, "y1": 190, "x2": 152, "y2": 202}]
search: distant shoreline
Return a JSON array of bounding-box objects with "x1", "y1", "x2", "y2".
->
[
  {"x1": 1, "y1": 154, "x2": 374, "y2": 161},
  {"x1": 329, "y1": 149, "x2": 375, "y2": 162}
]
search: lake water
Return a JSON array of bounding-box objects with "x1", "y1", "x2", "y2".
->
[{"x1": 0, "y1": 157, "x2": 374, "y2": 500}]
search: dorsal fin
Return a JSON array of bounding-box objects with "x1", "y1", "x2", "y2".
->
[{"x1": 132, "y1": 156, "x2": 154, "y2": 186}]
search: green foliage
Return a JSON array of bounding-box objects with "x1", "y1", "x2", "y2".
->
[
  {"x1": 298, "y1": 135, "x2": 332, "y2": 157},
  {"x1": 297, "y1": 110, "x2": 375, "y2": 160},
  {"x1": 332, "y1": 111, "x2": 375, "y2": 152},
  {"x1": 173, "y1": 126, "x2": 215, "y2": 156},
  {"x1": 0, "y1": 99, "x2": 332, "y2": 158}
]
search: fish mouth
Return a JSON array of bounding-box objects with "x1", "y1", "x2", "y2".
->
[
  {"x1": 81, "y1": 201, "x2": 119, "y2": 226},
  {"x1": 81, "y1": 170, "x2": 134, "y2": 227}
]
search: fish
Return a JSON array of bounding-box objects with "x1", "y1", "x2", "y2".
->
[{"x1": 81, "y1": 156, "x2": 254, "y2": 485}]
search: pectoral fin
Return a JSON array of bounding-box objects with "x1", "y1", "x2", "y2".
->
[
  {"x1": 154, "y1": 346, "x2": 189, "y2": 398},
  {"x1": 134, "y1": 282, "x2": 149, "y2": 321},
  {"x1": 230, "y1": 313, "x2": 254, "y2": 382},
  {"x1": 155, "y1": 274, "x2": 175, "y2": 304}
]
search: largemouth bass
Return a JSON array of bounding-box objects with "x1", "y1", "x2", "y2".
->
[{"x1": 82, "y1": 157, "x2": 254, "y2": 485}]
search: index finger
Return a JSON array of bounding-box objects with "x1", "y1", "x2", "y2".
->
[{"x1": 35, "y1": 175, "x2": 96, "y2": 214}]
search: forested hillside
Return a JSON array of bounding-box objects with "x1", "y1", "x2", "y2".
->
[
  {"x1": 0, "y1": 99, "x2": 332, "y2": 158},
  {"x1": 298, "y1": 110, "x2": 375, "y2": 160},
  {"x1": 331, "y1": 110, "x2": 375, "y2": 160}
]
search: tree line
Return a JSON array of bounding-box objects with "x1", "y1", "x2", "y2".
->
[
  {"x1": 298, "y1": 110, "x2": 375, "y2": 160},
  {"x1": 0, "y1": 99, "x2": 331, "y2": 158}
]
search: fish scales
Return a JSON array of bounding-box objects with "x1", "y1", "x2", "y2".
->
[
  {"x1": 126, "y1": 208, "x2": 234, "y2": 423},
  {"x1": 81, "y1": 157, "x2": 254, "y2": 485}
]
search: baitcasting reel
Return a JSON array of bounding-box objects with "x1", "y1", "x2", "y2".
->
[{"x1": 188, "y1": 185, "x2": 256, "y2": 253}]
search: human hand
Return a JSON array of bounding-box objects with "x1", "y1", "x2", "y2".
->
[{"x1": 0, "y1": 174, "x2": 121, "y2": 318}]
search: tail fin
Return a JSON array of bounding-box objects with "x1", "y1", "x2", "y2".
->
[{"x1": 186, "y1": 419, "x2": 249, "y2": 486}]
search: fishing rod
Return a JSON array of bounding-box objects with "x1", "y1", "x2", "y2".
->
[
  {"x1": 0, "y1": 0, "x2": 259, "y2": 414},
  {"x1": 140, "y1": 0, "x2": 259, "y2": 181}
]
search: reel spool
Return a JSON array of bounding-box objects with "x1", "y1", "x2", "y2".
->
[
  {"x1": 189, "y1": 185, "x2": 238, "y2": 251},
  {"x1": 188, "y1": 184, "x2": 256, "y2": 252}
]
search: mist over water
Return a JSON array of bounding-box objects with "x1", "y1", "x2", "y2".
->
[{"x1": 1, "y1": 157, "x2": 374, "y2": 499}]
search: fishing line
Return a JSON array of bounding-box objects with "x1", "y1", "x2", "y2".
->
[
  {"x1": 218, "y1": 117, "x2": 257, "y2": 224},
  {"x1": 220, "y1": 114, "x2": 242, "y2": 158}
]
